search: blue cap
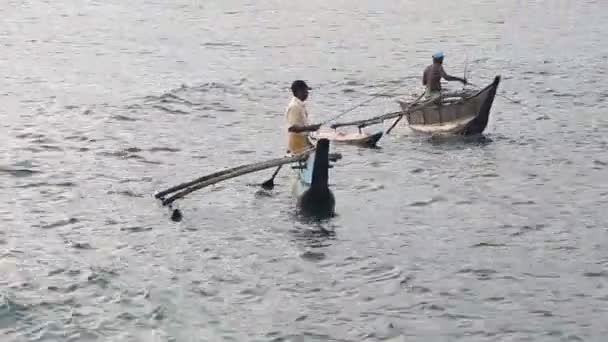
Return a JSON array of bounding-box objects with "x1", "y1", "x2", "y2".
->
[{"x1": 432, "y1": 50, "x2": 445, "y2": 59}]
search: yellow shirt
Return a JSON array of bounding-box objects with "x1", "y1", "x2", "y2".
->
[{"x1": 285, "y1": 96, "x2": 313, "y2": 154}]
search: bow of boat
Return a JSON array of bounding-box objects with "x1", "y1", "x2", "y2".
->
[{"x1": 292, "y1": 138, "x2": 336, "y2": 218}]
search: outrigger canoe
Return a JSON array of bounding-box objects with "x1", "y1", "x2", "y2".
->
[
  {"x1": 396, "y1": 76, "x2": 501, "y2": 135},
  {"x1": 329, "y1": 76, "x2": 501, "y2": 137}
]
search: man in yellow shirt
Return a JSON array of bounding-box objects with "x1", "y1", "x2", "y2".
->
[{"x1": 285, "y1": 80, "x2": 321, "y2": 154}]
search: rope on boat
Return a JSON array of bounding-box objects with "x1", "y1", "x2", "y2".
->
[{"x1": 320, "y1": 83, "x2": 407, "y2": 126}]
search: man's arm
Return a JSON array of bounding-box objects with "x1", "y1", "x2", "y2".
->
[
  {"x1": 288, "y1": 123, "x2": 321, "y2": 133},
  {"x1": 441, "y1": 67, "x2": 467, "y2": 84}
]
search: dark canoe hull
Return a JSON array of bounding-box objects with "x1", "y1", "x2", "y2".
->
[
  {"x1": 311, "y1": 130, "x2": 383, "y2": 148},
  {"x1": 292, "y1": 138, "x2": 335, "y2": 218},
  {"x1": 398, "y1": 76, "x2": 501, "y2": 136}
]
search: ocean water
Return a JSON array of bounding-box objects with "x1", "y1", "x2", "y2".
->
[{"x1": 1, "y1": 1, "x2": 607, "y2": 341}]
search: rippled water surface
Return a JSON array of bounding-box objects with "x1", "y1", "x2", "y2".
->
[{"x1": 2, "y1": 1, "x2": 608, "y2": 341}]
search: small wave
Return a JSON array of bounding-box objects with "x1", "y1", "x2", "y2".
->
[
  {"x1": 120, "y1": 226, "x2": 152, "y2": 233},
  {"x1": 522, "y1": 272, "x2": 560, "y2": 279},
  {"x1": 158, "y1": 93, "x2": 195, "y2": 106},
  {"x1": 471, "y1": 242, "x2": 507, "y2": 248},
  {"x1": 97, "y1": 150, "x2": 143, "y2": 160},
  {"x1": 457, "y1": 268, "x2": 498, "y2": 280},
  {"x1": 152, "y1": 105, "x2": 190, "y2": 115},
  {"x1": 361, "y1": 263, "x2": 402, "y2": 283},
  {"x1": 211, "y1": 274, "x2": 243, "y2": 285},
  {"x1": 191, "y1": 285, "x2": 219, "y2": 297},
  {"x1": 148, "y1": 147, "x2": 180, "y2": 153},
  {"x1": 530, "y1": 309, "x2": 554, "y2": 317},
  {"x1": 14, "y1": 181, "x2": 75, "y2": 189},
  {"x1": 408, "y1": 285, "x2": 431, "y2": 294},
  {"x1": 40, "y1": 218, "x2": 79, "y2": 229},
  {"x1": 112, "y1": 114, "x2": 138, "y2": 121},
  {"x1": 87, "y1": 267, "x2": 117, "y2": 288},
  {"x1": 300, "y1": 250, "x2": 326, "y2": 261},
  {"x1": 583, "y1": 271, "x2": 608, "y2": 278},
  {"x1": 511, "y1": 200, "x2": 536, "y2": 206},
  {"x1": 201, "y1": 41, "x2": 245, "y2": 48},
  {"x1": 15, "y1": 132, "x2": 44, "y2": 139},
  {"x1": 409, "y1": 196, "x2": 445, "y2": 207},
  {"x1": 69, "y1": 241, "x2": 93, "y2": 249},
  {"x1": 47, "y1": 283, "x2": 79, "y2": 293},
  {"x1": 511, "y1": 224, "x2": 546, "y2": 236},
  {"x1": 38, "y1": 144, "x2": 63, "y2": 151},
  {"x1": 0, "y1": 167, "x2": 40, "y2": 178},
  {"x1": 64, "y1": 134, "x2": 91, "y2": 142},
  {"x1": 140, "y1": 159, "x2": 163, "y2": 165}
]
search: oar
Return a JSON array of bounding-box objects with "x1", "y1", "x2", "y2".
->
[
  {"x1": 259, "y1": 151, "x2": 343, "y2": 190},
  {"x1": 385, "y1": 92, "x2": 426, "y2": 134},
  {"x1": 260, "y1": 164, "x2": 282, "y2": 190}
]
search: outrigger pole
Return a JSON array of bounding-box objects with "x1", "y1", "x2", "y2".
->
[{"x1": 155, "y1": 153, "x2": 310, "y2": 207}]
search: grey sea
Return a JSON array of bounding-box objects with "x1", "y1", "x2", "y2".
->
[{"x1": 2, "y1": 1, "x2": 607, "y2": 341}]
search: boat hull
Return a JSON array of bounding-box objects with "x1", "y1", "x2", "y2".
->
[
  {"x1": 291, "y1": 139, "x2": 335, "y2": 218},
  {"x1": 398, "y1": 76, "x2": 501, "y2": 136}
]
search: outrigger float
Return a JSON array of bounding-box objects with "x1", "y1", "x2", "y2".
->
[{"x1": 154, "y1": 138, "x2": 340, "y2": 221}]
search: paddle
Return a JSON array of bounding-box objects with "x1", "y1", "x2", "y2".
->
[
  {"x1": 385, "y1": 92, "x2": 426, "y2": 134},
  {"x1": 257, "y1": 148, "x2": 343, "y2": 191},
  {"x1": 260, "y1": 164, "x2": 282, "y2": 190}
]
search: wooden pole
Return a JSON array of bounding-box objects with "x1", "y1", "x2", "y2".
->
[
  {"x1": 155, "y1": 164, "x2": 251, "y2": 199},
  {"x1": 330, "y1": 97, "x2": 434, "y2": 130},
  {"x1": 161, "y1": 153, "x2": 309, "y2": 206},
  {"x1": 330, "y1": 111, "x2": 403, "y2": 129}
]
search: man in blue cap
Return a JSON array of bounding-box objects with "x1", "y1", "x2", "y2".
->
[{"x1": 423, "y1": 50, "x2": 467, "y2": 99}]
